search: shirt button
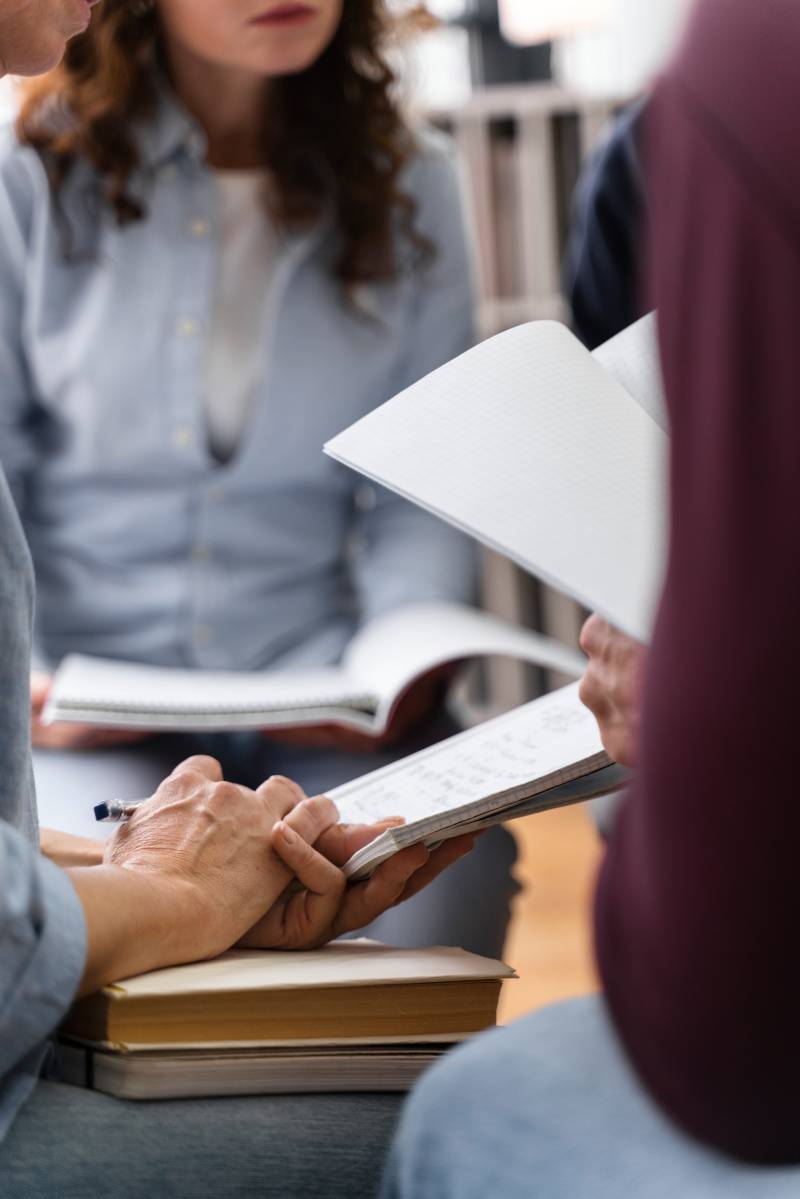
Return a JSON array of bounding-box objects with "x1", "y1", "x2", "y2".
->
[
  {"x1": 160, "y1": 163, "x2": 178, "y2": 181},
  {"x1": 194, "y1": 625, "x2": 212, "y2": 645},
  {"x1": 191, "y1": 545, "x2": 211, "y2": 562},
  {"x1": 207, "y1": 484, "x2": 225, "y2": 502},
  {"x1": 173, "y1": 425, "x2": 194, "y2": 449},
  {"x1": 187, "y1": 217, "x2": 210, "y2": 238},
  {"x1": 176, "y1": 316, "x2": 199, "y2": 337}
]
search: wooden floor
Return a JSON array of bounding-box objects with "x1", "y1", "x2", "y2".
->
[{"x1": 498, "y1": 802, "x2": 603, "y2": 1024}]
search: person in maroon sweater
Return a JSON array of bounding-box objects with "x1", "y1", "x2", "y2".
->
[
  {"x1": 380, "y1": 0, "x2": 800, "y2": 1192},
  {"x1": 595, "y1": 0, "x2": 800, "y2": 1163}
]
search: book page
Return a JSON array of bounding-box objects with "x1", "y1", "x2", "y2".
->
[
  {"x1": 592, "y1": 312, "x2": 668, "y2": 432},
  {"x1": 330, "y1": 682, "x2": 604, "y2": 826},
  {"x1": 326, "y1": 320, "x2": 668, "y2": 642},
  {"x1": 343, "y1": 601, "x2": 585, "y2": 717}
]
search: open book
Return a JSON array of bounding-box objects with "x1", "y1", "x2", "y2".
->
[
  {"x1": 333, "y1": 681, "x2": 626, "y2": 880},
  {"x1": 43, "y1": 601, "x2": 584, "y2": 733},
  {"x1": 325, "y1": 314, "x2": 668, "y2": 643},
  {"x1": 57, "y1": 940, "x2": 514, "y2": 1098}
]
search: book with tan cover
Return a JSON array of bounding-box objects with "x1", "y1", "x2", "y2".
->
[{"x1": 62, "y1": 941, "x2": 515, "y2": 1051}]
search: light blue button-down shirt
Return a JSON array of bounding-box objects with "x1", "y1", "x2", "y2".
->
[
  {"x1": 0, "y1": 96, "x2": 476, "y2": 673},
  {"x1": 0, "y1": 469, "x2": 86, "y2": 1144}
]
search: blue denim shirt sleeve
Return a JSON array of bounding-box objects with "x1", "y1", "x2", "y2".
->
[
  {"x1": 0, "y1": 463, "x2": 87, "y2": 1141},
  {"x1": 0, "y1": 141, "x2": 39, "y2": 516},
  {"x1": 353, "y1": 134, "x2": 478, "y2": 623},
  {"x1": 0, "y1": 823, "x2": 87, "y2": 1142}
]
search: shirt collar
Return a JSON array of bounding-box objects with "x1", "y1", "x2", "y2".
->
[
  {"x1": 134, "y1": 84, "x2": 335, "y2": 252},
  {"x1": 135, "y1": 83, "x2": 208, "y2": 172}
]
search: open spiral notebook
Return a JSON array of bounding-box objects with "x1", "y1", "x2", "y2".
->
[{"x1": 44, "y1": 601, "x2": 584, "y2": 733}]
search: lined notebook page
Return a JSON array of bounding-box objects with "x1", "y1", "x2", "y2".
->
[
  {"x1": 592, "y1": 312, "x2": 668, "y2": 432},
  {"x1": 326, "y1": 321, "x2": 668, "y2": 642},
  {"x1": 330, "y1": 682, "x2": 605, "y2": 826}
]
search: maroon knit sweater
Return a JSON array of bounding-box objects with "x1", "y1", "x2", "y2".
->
[{"x1": 595, "y1": 0, "x2": 800, "y2": 1164}]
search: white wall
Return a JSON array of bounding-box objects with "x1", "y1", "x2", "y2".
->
[{"x1": 554, "y1": 0, "x2": 694, "y2": 95}]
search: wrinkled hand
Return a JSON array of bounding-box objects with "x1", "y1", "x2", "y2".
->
[
  {"x1": 578, "y1": 615, "x2": 645, "y2": 768},
  {"x1": 103, "y1": 757, "x2": 326, "y2": 962},
  {"x1": 31, "y1": 671, "x2": 149, "y2": 750},
  {"x1": 262, "y1": 669, "x2": 452, "y2": 754},
  {"x1": 239, "y1": 797, "x2": 474, "y2": 950}
]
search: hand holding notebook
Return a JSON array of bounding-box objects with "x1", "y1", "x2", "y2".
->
[
  {"x1": 332, "y1": 681, "x2": 625, "y2": 880},
  {"x1": 316, "y1": 316, "x2": 662, "y2": 873}
]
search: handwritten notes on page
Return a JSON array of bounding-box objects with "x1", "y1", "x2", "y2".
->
[{"x1": 330, "y1": 682, "x2": 605, "y2": 828}]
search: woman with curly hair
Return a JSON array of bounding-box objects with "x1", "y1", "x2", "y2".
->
[{"x1": 0, "y1": 0, "x2": 517, "y2": 954}]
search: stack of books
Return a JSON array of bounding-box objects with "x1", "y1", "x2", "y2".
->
[{"x1": 57, "y1": 940, "x2": 515, "y2": 1100}]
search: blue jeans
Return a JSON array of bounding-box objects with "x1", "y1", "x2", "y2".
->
[
  {"x1": 0, "y1": 1080, "x2": 401, "y2": 1198},
  {"x1": 381, "y1": 995, "x2": 800, "y2": 1198},
  {"x1": 34, "y1": 719, "x2": 519, "y2": 959}
]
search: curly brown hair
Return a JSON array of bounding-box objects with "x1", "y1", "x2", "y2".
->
[{"x1": 16, "y1": 1, "x2": 435, "y2": 285}]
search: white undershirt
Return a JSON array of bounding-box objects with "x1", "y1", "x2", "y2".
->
[{"x1": 206, "y1": 169, "x2": 276, "y2": 462}]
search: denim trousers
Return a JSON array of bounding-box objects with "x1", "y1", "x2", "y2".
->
[
  {"x1": 0, "y1": 1081, "x2": 402, "y2": 1199},
  {"x1": 381, "y1": 995, "x2": 800, "y2": 1199}
]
